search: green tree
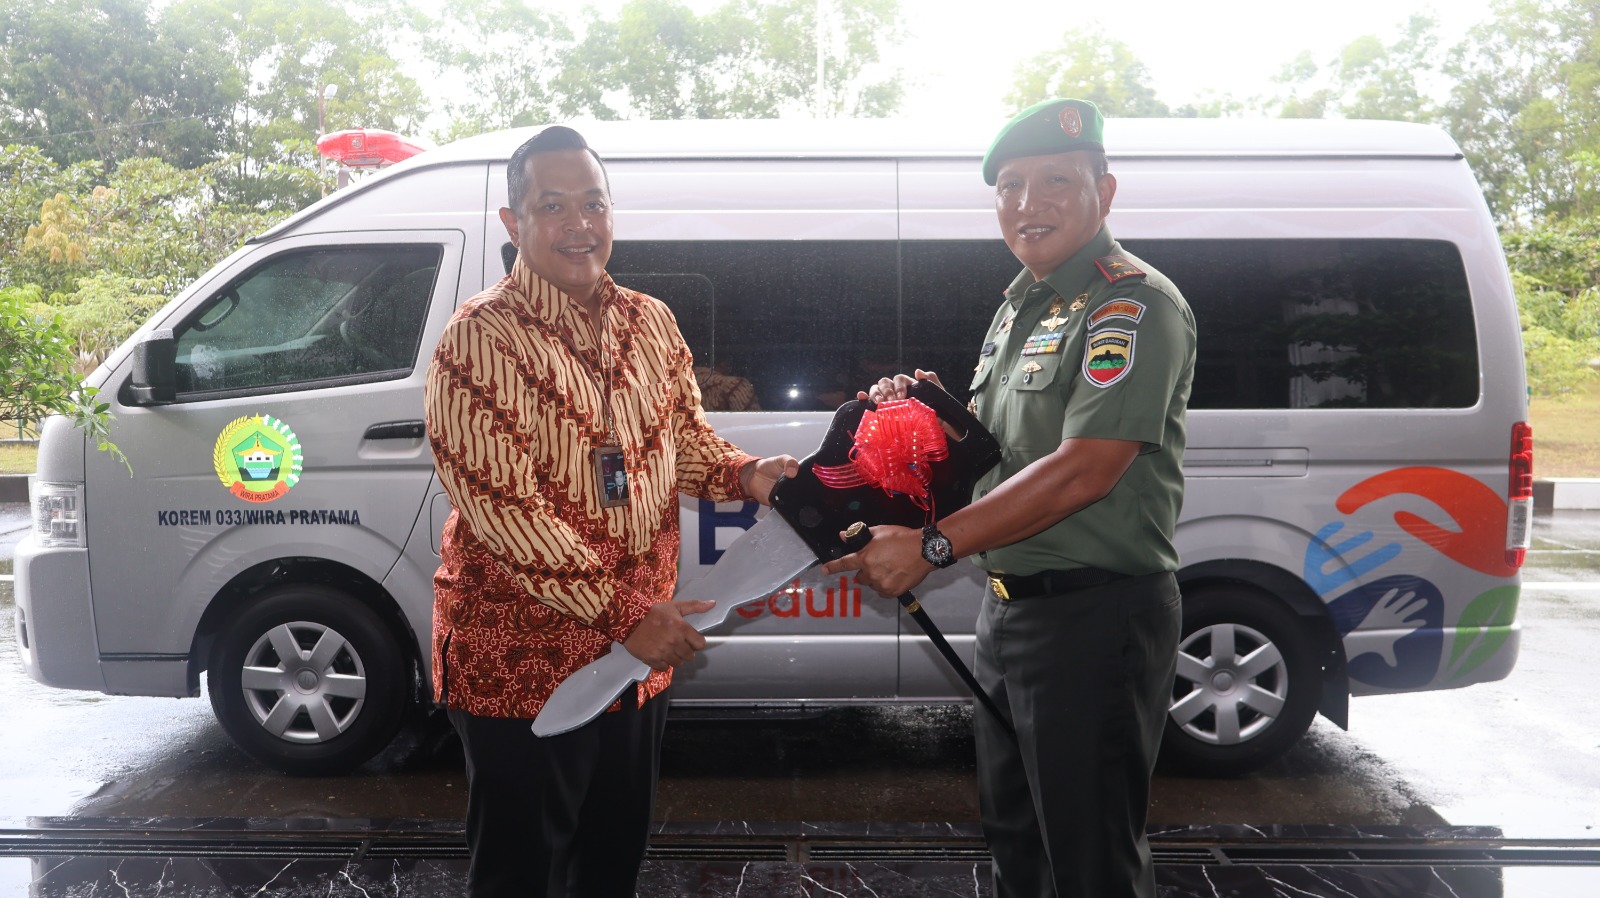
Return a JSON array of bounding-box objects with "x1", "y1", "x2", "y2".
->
[
  {"x1": 1503, "y1": 215, "x2": 1600, "y2": 396},
  {"x1": 413, "y1": 0, "x2": 574, "y2": 143},
  {"x1": 557, "y1": 0, "x2": 904, "y2": 120},
  {"x1": 0, "y1": 0, "x2": 240, "y2": 169},
  {"x1": 170, "y1": 0, "x2": 429, "y2": 204},
  {"x1": 0, "y1": 145, "x2": 97, "y2": 288},
  {"x1": 1263, "y1": 16, "x2": 1439, "y2": 121},
  {"x1": 0, "y1": 285, "x2": 125, "y2": 469},
  {"x1": 1444, "y1": 0, "x2": 1600, "y2": 221},
  {"x1": 4, "y1": 155, "x2": 286, "y2": 369},
  {"x1": 1005, "y1": 24, "x2": 1169, "y2": 116}
]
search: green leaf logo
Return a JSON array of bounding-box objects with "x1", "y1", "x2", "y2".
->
[{"x1": 1447, "y1": 585, "x2": 1519, "y2": 681}]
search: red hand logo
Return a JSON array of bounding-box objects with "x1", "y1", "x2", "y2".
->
[{"x1": 1336, "y1": 467, "x2": 1514, "y2": 578}]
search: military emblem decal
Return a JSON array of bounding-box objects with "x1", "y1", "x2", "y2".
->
[
  {"x1": 1059, "y1": 106, "x2": 1083, "y2": 138},
  {"x1": 1083, "y1": 330, "x2": 1134, "y2": 388},
  {"x1": 1088, "y1": 299, "x2": 1145, "y2": 329},
  {"x1": 214, "y1": 414, "x2": 303, "y2": 503}
]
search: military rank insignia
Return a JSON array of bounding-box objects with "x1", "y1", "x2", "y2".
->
[
  {"x1": 1095, "y1": 255, "x2": 1145, "y2": 284},
  {"x1": 1083, "y1": 329, "x2": 1134, "y2": 387},
  {"x1": 1020, "y1": 332, "x2": 1063, "y2": 355}
]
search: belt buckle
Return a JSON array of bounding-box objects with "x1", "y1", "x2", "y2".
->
[{"x1": 989, "y1": 576, "x2": 1011, "y2": 601}]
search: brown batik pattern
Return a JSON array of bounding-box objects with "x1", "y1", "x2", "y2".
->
[{"x1": 425, "y1": 260, "x2": 752, "y2": 718}]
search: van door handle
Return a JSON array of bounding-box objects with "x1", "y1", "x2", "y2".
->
[{"x1": 363, "y1": 420, "x2": 426, "y2": 441}]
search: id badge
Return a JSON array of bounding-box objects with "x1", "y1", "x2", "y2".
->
[{"x1": 593, "y1": 445, "x2": 630, "y2": 508}]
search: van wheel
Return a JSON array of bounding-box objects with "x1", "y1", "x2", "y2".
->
[
  {"x1": 207, "y1": 585, "x2": 407, "y2": 775},
  {"x1": 1161, "y1": 586, "x2": 1320, "y2": 777}
]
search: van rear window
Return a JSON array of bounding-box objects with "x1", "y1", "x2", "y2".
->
[{"x1": 609, "y1": 238, "x2": 1479, "y2": 412}]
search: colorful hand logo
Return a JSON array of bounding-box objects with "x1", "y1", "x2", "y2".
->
[{"x1": 1337, "y1": 467, "x2": 1515, "y2": 578}]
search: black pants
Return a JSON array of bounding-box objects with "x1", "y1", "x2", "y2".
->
[
  {"x1": 448, "y1": 686, "x2": 672, "y2": 898},
  {"x1": 974, "y1": 572, "x2": 1181, "y2": 898}
]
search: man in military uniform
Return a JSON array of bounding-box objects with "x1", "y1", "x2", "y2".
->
[{"x1": 824, "y1": 98, "x2": 1196, "y2": 898}]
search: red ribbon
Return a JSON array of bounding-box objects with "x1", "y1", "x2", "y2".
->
[{"x1": 814, "y1": 398, "x2": 949, "y2": 514}]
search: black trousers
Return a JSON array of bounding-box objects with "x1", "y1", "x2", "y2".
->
[
  {"x1": 974, "y1": 572, "x2": 1181, "y2": 898},
  {"x1": 448, "y1": 686, "x2": 672, "y2": 898}
]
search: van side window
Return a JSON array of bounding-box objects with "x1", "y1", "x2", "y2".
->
[
  {"x1": 172, "y1": 245, "x2": 443, "y2": 398},
  {"x1": 1122, "y1": 238, "x2": 1480, "y2": 410},
  {"x1": 611, "y1": 241, "x2": 899, "y2": 411},
  {"x1": 610, "y1": 238, "x2": 1477, "y2": 412}
]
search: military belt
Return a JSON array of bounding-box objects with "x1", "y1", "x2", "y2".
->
[{"x1": 988, "y1": 567, "x2": 1129, "y2": 600}]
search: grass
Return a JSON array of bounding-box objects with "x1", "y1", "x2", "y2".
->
[
  {"x1": 0, "y1": 443, "x2": 36, "y2": 476},
  {"x1": 0, "y1": 382, "x2": 1593, "y2": 479},
  {"x1": 1529, "y1": 378, "x2": 1600, "y2": 478}
]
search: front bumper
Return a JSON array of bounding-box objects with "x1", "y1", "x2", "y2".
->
[{"x1": 13, "y1": 535, "x2": 104, "y2": 693}]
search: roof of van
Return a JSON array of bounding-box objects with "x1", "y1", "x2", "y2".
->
[{"x1": 417, "y1": 117, "x2": 1464, "y2": 165}]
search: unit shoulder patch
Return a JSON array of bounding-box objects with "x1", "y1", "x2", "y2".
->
[
  {"x1": 1087, "y1": 298, "x2": 1146, "y2": 329},
  {"x1": 1083, "y1": 329, "x2": 1135, "y2": 388},
  {"x1": 1094, "y1": 254, "x2": 1146, "y2": 284}
]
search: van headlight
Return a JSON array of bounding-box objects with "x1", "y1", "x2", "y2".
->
[{"x1": 30, "y1": 480, "x2": 85, "y2": 548}]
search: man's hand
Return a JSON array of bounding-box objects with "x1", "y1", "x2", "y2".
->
[
  {"x1": 857, "y1": 369, "x2": 943, "y2": 404},
  {"x1": 623, "y1": 599, "x2": 715, "y2": 672},
  {"x1": 742, "y1": 455, "x2": 799, "y2": 506},
  {"x1": 821, "y1": 523, "x2": 933, "y2": 598}
]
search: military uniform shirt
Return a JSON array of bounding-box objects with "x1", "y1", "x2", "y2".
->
[{"x1": 967, "y1": 226, "x2": 1196, "y2": 577}]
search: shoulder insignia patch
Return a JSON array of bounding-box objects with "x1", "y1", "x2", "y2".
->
[
  {"x1": 1095, "y1": 255, "x2": 1146, "y2": 284},
  {"x1": 1087, "y1": 299, "x2": 1145, "y2": 329},
  {"x1": 1083, "y1": 329, "x2": 1134, "y2": 388}
]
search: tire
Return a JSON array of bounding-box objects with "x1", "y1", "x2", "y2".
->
[
  {"x1": 1161, "y1": 585, "x2": 1321, "y2": 777},
  {"x1": 207, "y1": 584, "x2": 408, "y2": 775}
]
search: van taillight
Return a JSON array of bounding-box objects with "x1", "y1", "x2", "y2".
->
[{"x1": 1506, "y1": 422, "x2": 1534, "y2": 569}]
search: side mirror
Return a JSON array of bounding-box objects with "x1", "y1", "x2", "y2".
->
[{"x1": 128, "y1": 329, "x2": 177, "y2": 405}]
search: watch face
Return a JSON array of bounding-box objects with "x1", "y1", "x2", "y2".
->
[{"x1": 923, "y1": 532, "x2": 955, "y2": 567}]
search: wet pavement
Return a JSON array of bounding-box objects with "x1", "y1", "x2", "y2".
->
[
  {"x1": 3, "y1": 504, "x2": 1600, "y2": 895},
  {"x1": 2, "y1": 817, "x2": 1598, "y2": 896}
]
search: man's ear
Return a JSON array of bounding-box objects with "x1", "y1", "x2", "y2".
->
[
  {"x1": 498, "y1": 206, "x2": 519, "y2": 243},
  {"x1": 1098, "y1": 172, "x2": 1118, "y2": 216}
]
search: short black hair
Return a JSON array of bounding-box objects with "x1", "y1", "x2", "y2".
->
[{"x1": 506, "y1": 126, "x2": 611, "y2": 212}]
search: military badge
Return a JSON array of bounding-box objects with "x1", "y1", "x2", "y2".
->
[
  {"x1": 1083, "y1": 329, "x2": 1134, "y2": 388},
  {"x1": 1021, "y1": 361, "x2": 1043, "y2": 374},
  {"x1": 1059, "y1": 106, "x2": 1083, "y2": 138},
  {"x1": 1088, "y1": 299, "x2": 1145, "y2": 329},
  {"x1": 1069, "y1": 293, "x2": 1088, "y2": 312}
]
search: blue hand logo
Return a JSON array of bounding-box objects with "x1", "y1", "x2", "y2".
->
[{"x1": 1304, "y1": 521, "x2": 1401, "y2": 597}]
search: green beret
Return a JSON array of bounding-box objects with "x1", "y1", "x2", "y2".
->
[{"x1": 982, "y1": 98, "x2": 1105, "y2": 186}]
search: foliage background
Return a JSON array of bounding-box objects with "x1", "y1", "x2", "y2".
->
[{"x1": 1, "y1": 0, "x2": 1596, "y2": 466}]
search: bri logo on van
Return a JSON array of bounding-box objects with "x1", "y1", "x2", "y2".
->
[{"x1": 214, "y1": 414, "x2": 303, "y2": 503}]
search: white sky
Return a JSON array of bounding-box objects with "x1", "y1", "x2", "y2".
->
[
  {"x1": 578, "y1": 0, "x2": 1497, "y2": 118},
  {"x1": 887, "y1": 0, "x2": 1496, "y2": 117}
]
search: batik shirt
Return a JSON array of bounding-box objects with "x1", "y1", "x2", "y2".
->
[{"x1": 425, "y1": 258, "x2": 753, "y2": 718}]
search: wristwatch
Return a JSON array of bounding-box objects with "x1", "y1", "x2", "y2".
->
[{"x1": 921, "y1": 524, "x2": 958, "y2": 569}]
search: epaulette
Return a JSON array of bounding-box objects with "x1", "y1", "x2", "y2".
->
[{"x1": 1095, "y1": 254, "x2": 1146, "y2": 284}]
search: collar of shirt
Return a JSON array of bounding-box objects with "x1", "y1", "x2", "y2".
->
[
  {"x1": 1002, "y1": 224, "x2": 1117, "y2": 309},
  {"x1": 503, "y1": 255, "x2": 621, "y2": 328}
]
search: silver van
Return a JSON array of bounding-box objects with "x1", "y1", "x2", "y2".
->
[{"x1": 16, "y1": 118, "x2": 1531, "y2": 776}]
